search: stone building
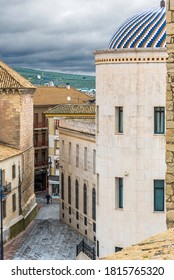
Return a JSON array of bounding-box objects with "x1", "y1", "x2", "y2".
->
[
  {"x1": 0, "y1": 60, "x2": 37, "y2": 240},
  {"x1": 33, "y1": 86, "x2": 92, "y2": 192},
  {"x1": 0, "y1": 145, "x2": 22, "y2": 241},
  {"x1": 46, "y1": 104, "x2": 96, "y2": 242},
  {"x1": 166, "y1": 0, "x2": 174, "y2": 228},
  {"x1": 95, "y1": 2, "x2": 167, "y2": 258}
]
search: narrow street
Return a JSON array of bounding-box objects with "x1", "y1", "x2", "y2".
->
[{"x1": 4, "y1": 192, "x2": 94, "y2": 260}]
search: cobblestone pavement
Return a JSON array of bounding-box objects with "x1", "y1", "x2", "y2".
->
[{"x1": 4, "y1": 192, "x2": 95, "y2": 260}]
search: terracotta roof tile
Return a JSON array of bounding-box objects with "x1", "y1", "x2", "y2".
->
[
  {"x1": 102, "y1": 228, "x2": 174, "y2": 260},
  {"x1": 0, "y1": 144, "x2": 22, "y2": 161},
  {"x1": 0, "y1": 60, "x2": 35, "y2": 89},
  {"x1": 33, "y1": 86, "x2": 92, "y2": 106},
  {"x1": 45, "y1": 104, "x2": 95, "y2": 116}
]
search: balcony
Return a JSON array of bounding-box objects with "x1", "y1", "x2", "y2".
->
[
  {"x1": 35, "y1": 161, "x2": 48, "y2": 168},
  {"x1": 34, "y1": 141, "x2": 48, "y2": 149},
  {"x1": 3, "y1": 182, "x2": 12, "y2": 194},
  {"x1": 34, "y1": 122, "x2": 48, "y2": 130}
]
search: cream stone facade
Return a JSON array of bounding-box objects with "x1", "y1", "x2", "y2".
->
[
  {"x1": 95, "y1": 5, "x2": 168, "y2": 258},
  {"x1": 59, "y1": 118, "x2": 96, "y2": 242},
  {"x1": 0, "y1": 146, "x2": 22, "y2": 241},
  {"x1": 45, "y1": 103, "x2": 95, "y2": 198}
]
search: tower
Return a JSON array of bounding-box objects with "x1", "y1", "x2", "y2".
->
[{"x1": 95, "y1": 5, "x2": 167, "y2": 258}]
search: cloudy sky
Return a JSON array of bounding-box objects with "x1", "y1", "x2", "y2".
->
[{"x1": 0, "y1": 0, "x2": 161, "y2": 75}]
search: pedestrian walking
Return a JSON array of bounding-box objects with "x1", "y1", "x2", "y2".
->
[{"x1": 46, "y1": 193, "x2": 51, "y2": 204}]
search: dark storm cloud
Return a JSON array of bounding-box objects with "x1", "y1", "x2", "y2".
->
[{"x1": 0, "y1": 0, "x2": 160, "y2": 74}]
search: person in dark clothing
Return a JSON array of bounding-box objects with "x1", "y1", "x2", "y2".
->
[{"x1": 46, "y1": 193, "x2": 51, "y2": 204}]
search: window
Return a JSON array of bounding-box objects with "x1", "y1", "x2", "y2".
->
[
  {"x1": 118, "y1": 107, "x2": 123, "y2": 133},
  {"x1": 34, "y1": 113, "x2": 38, "y2": 127},
  {"x1": 3, "y1": 199, "x2": 6, "y2": 219},
  {"x1": 115, "y1": 247, "x2": 123, "y2": 253},
  {"x1": 61, "y1": 173, "x2": 64, "y2": 200},
  {"x1": 115, "y1": 107, "x2": 123, "y2": 133},
  {"x1": 68, "y1": 176, "x2": 71, "y2": 205},
  {"x1": 62, "y1": 140, "x2": 64, "y2": 161},
  {"x1": 96, "y1": 106, "x2": 99, "y2": 133},
  {"x1": 75, "y1": 180, "x2": 79, "y2": 209},
  {"x1": 154, "y1": 180, "x2": 164, "y2": 211},
  {"x1": 154, "y1": 107, "x2": 165, "y2": 134},
  {"x1": 92, "y1": 188, "x2": 96, "y2": 220},
  {"x1": 84, "y1": 147, "x2": 87, "y2": 170},
  {"x1": 76, "y1": 145, "x2": 79, "y2": 167},
  {"x1": 42, "y1": 151, "x2": 46, "y2": 164},
  {"x1": 93, "y1": 222, "x2": 96, "y2": 232},
  {"x1": 76, "y1": 211, "x2": 79, "y2": 220},
  {"x1": 42, "y1": 133, "x2": 46, "y2": 146},
  {"x1": 93, "y1": 149, "x2": 96, "y2": 174},
  {"x1": 97, "y1": 240, "x2": 99, "y2": 257},
  {"x1": 12, "y1": 164, "x2": 16, "y2": 179},
  {"x1": 35, "y1": 153, "x2": 38, "y2": 166},
  {"x1": 115, "y1": 177, "x2": 123, "y2": 209},
  {"x1": 97, "y1": 175, "x2": 99, "y2": 205},
  {"x1": 83, "y1": 184, "x2": 87, "y2": 215},
  {"x1": 119, "y1": 178, "x2": 123, "y2": 208},
  {"x1": 69, "y1": 206, "x2": 71, "y2": 215},
  {"x1": 34, "y1": 134, "x2": 38, "y2": 146},
  {"x1": 69, "y1": 142, "x2": 71, "y2": 164},
  {"x1": 12, "y1": 193, "x2": 16, "y2": 212},
  {"x1": 84, "y1": 216, "x2": 87, "y2": 226}
]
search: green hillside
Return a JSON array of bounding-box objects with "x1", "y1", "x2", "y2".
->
[{"x1": 14, "y1": 66, "x2": 95, "y2": 91}]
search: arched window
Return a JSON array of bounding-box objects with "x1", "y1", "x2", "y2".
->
[
  {"x1": 61, "y1": 173, "x2": 64, "y2": 200},
  {"x1": 68, "y1": 176, "x2": 71, "y2": 205},
  {"x1": 75, "y1": 180, "x2": 79, "y2": 209},
  {"x1": 83, "y1": 184, "x2": 87, "y2": 215},
  {"x1": 92, "y1": 188, "x2": 96, "y2": 220}
]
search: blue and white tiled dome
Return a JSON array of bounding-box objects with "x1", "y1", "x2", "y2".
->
[{"x1": 108, "y1": 7, "x2": 166, "y2": 49}]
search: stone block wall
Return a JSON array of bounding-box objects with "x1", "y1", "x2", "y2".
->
[
  {"x1": 166, "y1": 0, "x2": 174, "y2": 228},
  {"x1": 0, "y1": 90, "x2": 21, "y2": 148},
  {"x1": 20, "y1": 90, "x2": 34, "y2": 150}
]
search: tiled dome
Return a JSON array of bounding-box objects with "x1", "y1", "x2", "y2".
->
[{"x1": 108, "y1": 7, "x2": 166, "y2": 49}]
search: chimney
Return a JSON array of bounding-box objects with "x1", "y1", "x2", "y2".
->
[
  {"x1": 160, "y1": 0, "x2": 165, "y2": 8},
  {"x1": 66, "y1": 83, "x2": 70, "y2": 90}
]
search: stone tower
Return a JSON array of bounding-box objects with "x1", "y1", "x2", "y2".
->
[
  {"x1": 166, "y1": 0, "x2": 174, "y2": 228},
  {"x1": 0, "y1": 60, "x2": 36, "y2": 217}
]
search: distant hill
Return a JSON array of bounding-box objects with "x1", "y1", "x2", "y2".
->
[{"x1": 14, "y1": 66, "x2": 96, "y2": 92}]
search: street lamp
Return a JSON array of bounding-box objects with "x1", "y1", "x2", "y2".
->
[{"x1": 0, "y1": 169, "x2": 5, "y2": 260}]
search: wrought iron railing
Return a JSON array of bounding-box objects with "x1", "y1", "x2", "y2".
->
[
  {"x1": 76, "y1": 239, "x2": 96, "y2": 260},
  {"x1": 3, "y1": 182, "x2": 11, "y2": 194}
]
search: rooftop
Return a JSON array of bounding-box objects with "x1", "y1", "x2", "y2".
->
[
  {"x1": 0, "y1": 144, "x2": 22, "y2": 161},
  {"x1": 0, "y1": 60, "x2": 35, "y2": 89},
  {"x1": 108, "y1": 7, "x2": 166, "y2": 50},
  {"x1": 45, "y1": 104, "x2": 95, "y2": 117},
  {"x1": 102, "y1": 228, "x2": 174, "y2": 260},
  {"x1": 33, "y1": 86, "x2": 92, "y2": 106}
]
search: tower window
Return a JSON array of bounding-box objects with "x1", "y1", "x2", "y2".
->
[
  {"x1": 68, "y1": 176, "x2": 71, "y2": 205},
  {"x1": 83, "y1": 183, "x2": 87, "y2": 215},
  {"x1": 75, "y1": 179, "x2": 79, "y2": 209},
  {"x1": 115, "y1": 107, "x2": 123, "y2": 133},
  {"x1": 154, "y1": 107, "x2": 165, "y2": 134},
  {"x1": 115, "y1": 177, "x2": 123, "y2": 209},
  {"x1": 154, "y1": 180, "x2": 164, "y2": 211}
]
